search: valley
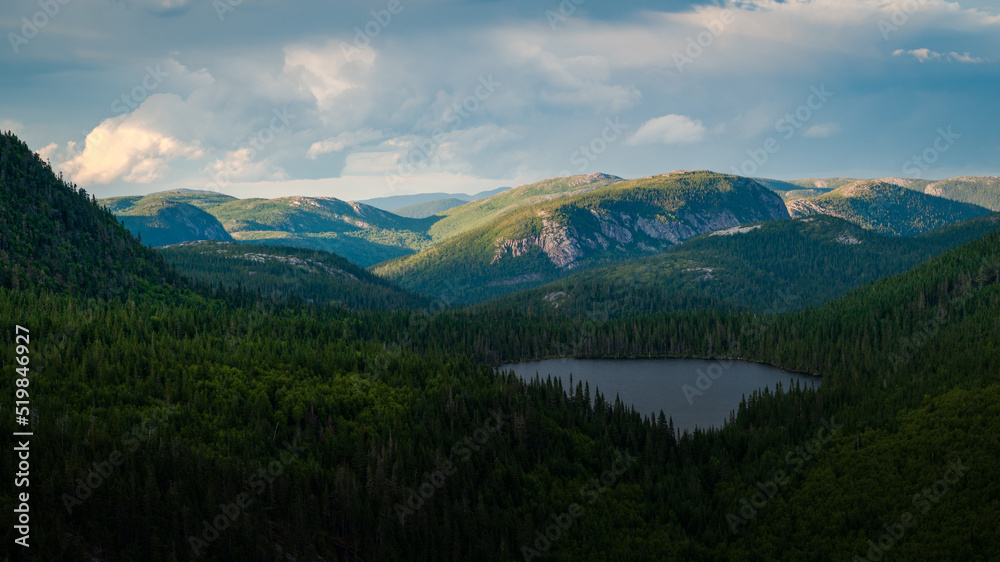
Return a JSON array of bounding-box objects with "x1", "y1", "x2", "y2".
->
[{"x1": 3, "y1": 130, "x2": 999, "y2": 561}]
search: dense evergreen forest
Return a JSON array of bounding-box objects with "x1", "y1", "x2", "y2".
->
[{"x1": 2, "y1": 130, "x2": 998, "y2": 561}]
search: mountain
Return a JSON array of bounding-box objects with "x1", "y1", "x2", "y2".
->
[
  {"x1": 358, "y1": 186, "x2": 510, "y2": 211},
  {"x1": 783, "y1": 177, "x2": 857, "y2": 190},
  {"x1": 102, "y1": 197, "x2": 233, "y2": 247},
  {"x1": 392, "y1": 197, "x2": 469, "y2": 218},
  {"x1": 754, "y1": 177, "x2": 850, "y2": 200},
  {"x1": 159, "y1": 241, "x2": 426, "y2": 310},
  {"x1": 425, "y1": 172, "x2": 625, "y2": 242},
  {"x1": 906, "y1": 176, "x2": 1000, "y2": 211},
  {"x1": 786, "y1": 179, "x2": 992, "y2": 235},
  {"x1": 0, "y1": 132, "x2": 179, "y2": 297},
  {"x1": 492, "y1": 213, "x2": 1000, "y2": 317},
  {"x1": 101, "y1": 190, "x2": 437, "y2": 267},
  {"x1": 374, "y1": 171, "x2": 790, "y2": 304}
]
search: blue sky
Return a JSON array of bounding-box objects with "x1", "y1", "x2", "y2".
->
[{"x1": 1, "y1": 0, "x2": 998, "y2": 200}]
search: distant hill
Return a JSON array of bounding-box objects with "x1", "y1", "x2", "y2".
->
[
  {"x1": 908, "y1": 176, "x2": 1000, "y2": 212},
  {"x1": 426, "y1": 172, "x2": 625, "y2": 242},
  {"x1": 0, "y1": 132, "x2": 179, "y2": 297},
  {"x1": 786, "y1": 179, "x2": 992, "y2": 235},
  {"x1": 374, "y1": 171, "x2": 789, "y2": 304},
  {"x1": 101, "y1": 190, "x2": 437, "y2": 267},
  {"x1": 392, "y1": 198, "x2": 469, "y2": 218},
  {"x1": 102, "y1": 197, "x2": 233, "y2": 247},
  {"x1": 359, "y1": 186, "x2": 509, "y2": 211},
  {"x1": 493, "y1": 213, "x2": 1000, "y2": 317},
  {"x1": 159, "y1": 241, "x2": 425, "y2": 310}
]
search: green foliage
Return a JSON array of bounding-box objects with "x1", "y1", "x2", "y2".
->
[
  {"x1": 788, "y1": 180, "x2": 992, "y2": 236},
  {"x1": 0, "y1": 131, "x2": 182, "y2": 299},
  {"x1": 112, "y1": 200, "x2": 234, "y2": 247},
  {"x1": 376, "y1": 172, "x2": 789, "y2": 304},
  {"x1": 496, "y1": 213, "x2": 1000, "y2": 317},
  {"x1": 159, "y1": 241, "x2": 427, "y2": 311},
  {"x1": 4, "y1": 133, "x2": 1000, "y2": 560},
  {"x1": 101, "y1": 191, "x2": 438, "y2": 267},
  {"x1": 392, "y1": 198, "x2": 469, "y2": 218},
  {"x1": 426, "y1": 173, "x2": 624, "y2": 242},
  {"x1": 900, "y1": 176, "x2": 1000, "y2": 212}
]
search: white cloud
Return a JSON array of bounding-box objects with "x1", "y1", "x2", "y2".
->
[
  {"x1": 893, "y1": 48, "x2": 985, "y2": 63},
  {"x1": 802, "y1": 122, "x2": 841, "y2": 138},
  {"x1": 283, "y1": 42, "x2": 376, "y2": 111},
  {"x1": 59, "y1": 97, "x2": 205, "y2": 185},
  {"x1": 627, "y1": 115, "x2": 707, "y2": 145},
  {"x1": 307, "y1": 128, "x2": 384, "y2": 159}
]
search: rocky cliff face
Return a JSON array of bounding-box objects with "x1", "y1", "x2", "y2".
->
[{"x1": 491, "y1": 181, "x2": 789, "y2": 270}]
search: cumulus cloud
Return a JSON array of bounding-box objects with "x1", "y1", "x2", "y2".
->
[
  {"x1": 283, "y1": 42, "x2": 376, "y2": 111},
  {"x1": 802, "y1": 122, "x2": 841, "y2": 138},
  {"x1": 627, "y1": 115, "x2": 707, "y2": 145},
  {"x1": 892, "y1": 48, "x2": 985, "y2": 63},
  {"x1": 60, "y1": 106, "x2": 205, "y2": 185}
]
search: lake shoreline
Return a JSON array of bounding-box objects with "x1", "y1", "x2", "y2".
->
[{"x1": 495, "y1": 354, "x2": 824, "y2": 381}]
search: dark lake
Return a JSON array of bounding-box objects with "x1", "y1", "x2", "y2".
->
[{"x1": 499, "y1": 358, "x2": 820, "y2": 433}]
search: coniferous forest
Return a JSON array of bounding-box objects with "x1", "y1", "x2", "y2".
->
[{"x1": 2, "y1": 122, "x2": 999, "y2": 562}]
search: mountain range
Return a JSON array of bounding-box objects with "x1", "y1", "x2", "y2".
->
[
  {"x1": 5, "y1": 130, "x2": 1000, "y2": 560},
  {"x1": 374, "y1": 171, "x2": 790, "y2": 303}
]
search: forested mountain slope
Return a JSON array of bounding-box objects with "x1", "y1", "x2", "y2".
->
[
  {"x1": 0, "y1": 132, "x2": 180, "y2": 298},
  {"x1": 375, "y1": 172, "x2": 789, "y2": 304},
  {"x1": 159, "y1": 241, "x2": 426, "y2": 310},
  {"x1": 492, "y1": 213, "x2": 1000, "y2": 317},
  {"x1": 3, "y1": 132, "x2": 998, "y2": 561},
  {"x1": 109, "y1": 199, "x2": 234, "y2": 247},
  {"x1": 425, "y1": 172, "x2": 624, "y2": 242},
  {"x1": 786, "y1": 179, "x2": 992, "y2": 235},
  {"x1": 102, "y1": 190, "x2": 437, "y2": 266}
]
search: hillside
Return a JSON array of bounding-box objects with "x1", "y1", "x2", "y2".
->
[
  {"x1": 359, "y1": 186, "x2": 509, "y2": 211},
  {"x1": 5, "y1": 129, "x2": 1000, "y2": 560},
  {"x1": 0, "y1": 132, "x2": 179, "y2": 297},
  {"x1": 426, "y1": 172, "x2": 624, "y2": 242},
  {"x1": 392, "y1": 197, "x2": 468, "y2": 218},
  {"x1": 104, "y1": 198, "x2": 234, "y2": 247},
  {"x1": 786, "y1": 179, "x2": 992, "y2": 235},
  {"x1": 492, "y1": 213, "x2": 1000, "y2": 317},
  {"x1": 910, "y1": 176, "x2": 1000, "y2": 211},
  {"x1": 375, "y1": 171, "x2": 789, "y2": 303},
  {"x1": 101, "y1": 191, "x2": 437, "y2": 266},
  {"x1": 159, "y1": 241, "x2": 426, "y2": 310}
]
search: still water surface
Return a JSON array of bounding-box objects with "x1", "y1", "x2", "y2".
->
[{"x1": 500, "y1": 358, "x2": 820, "y2": 433}]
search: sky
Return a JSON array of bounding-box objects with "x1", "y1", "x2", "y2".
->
[{"x1": 1, "y1": 0, "x2": 998, "y2": 201}]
